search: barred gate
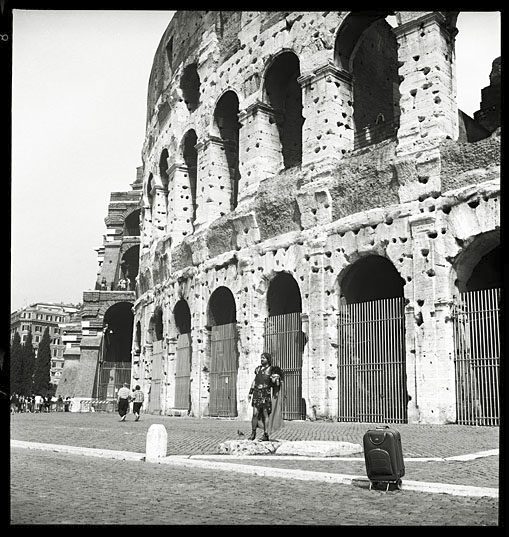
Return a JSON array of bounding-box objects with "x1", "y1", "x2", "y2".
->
[
  {"x1": 264, "y1": 312, "x2": 306, "y2": 420},
  {"x1": 209, "y1": 323, "x2": 238, "y2": 417},
  {"x1": 96, "y1": 361, "x2": 132, "y2": 401},
  {"x1": 148, "y1": 340, "x2": 163, "y2": 414},
  {"x1": 174, "y1": 333, "x2": 191, "y2": 410},
  {"x1": 453, "y1": 288, "x2": 500, "y2": 426},
  {"x1": 337, "y1": 297, "x2": 407, "y2": 423}
]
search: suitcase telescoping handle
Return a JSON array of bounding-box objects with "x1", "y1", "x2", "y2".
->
[{"x1": 375, "y1": 425, "x2": 390, "y2": 430}]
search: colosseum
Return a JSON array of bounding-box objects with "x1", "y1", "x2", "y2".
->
[{"x1": 66, "y1": 11, "x2": 500, "y2": 426}]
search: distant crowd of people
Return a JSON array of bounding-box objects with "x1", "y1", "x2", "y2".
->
[{"x1": 10, "y1": 393, "x2": 72, "y2": 413}]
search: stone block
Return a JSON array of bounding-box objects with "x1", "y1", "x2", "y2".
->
[
  {"x1": 275, "y1": 441, "x2": 362, "y2": 457},
  {"x1": 146, "y1": 424, "x2": 168, "y2": 461}
]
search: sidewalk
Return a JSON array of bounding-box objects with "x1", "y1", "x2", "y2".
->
[{"x1": 10, "y1": 411, "x2": 500, "y2": 497}]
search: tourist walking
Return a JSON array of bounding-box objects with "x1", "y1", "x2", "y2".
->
[
  {"x1": 117, "y1": 383, "x2": 131, "y2": 421},
  {"x1": 131, "y1": 385, "x2": 144, "y2": 421}
]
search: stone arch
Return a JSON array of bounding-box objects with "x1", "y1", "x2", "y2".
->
[
  {"x1": 152, "y1": 306, "x2": 164, "y2": 341},
  {"x1": 102, "y1": 302, "x2": 134, "y2": 363},
  {"x1": 174, "y1": 299, "x2": 192, "y2": 335},
  {"x1": 267, "y1": 271, "x2": 302, "y2": 316},
  {"x1": 122, "y1": 208, "x2": 141, "y2": 237},
  {"x1": 262, "y1": 50, "x2": 304, "y2": 169},
  {"x1": 207, "y1": 286, "x2": 237, "y2": 326},
  {"x1": 337, "y1": 254, "x2": 405, "y2": 304},
  {"x1": 180, "y1": 62, "x2": 201, "y2": 112},
  {"x1": 213, "y1": 90, "x2": 241, "y2": 210},
  {"x1": 451, "y1": 230, "x2": 501, "y2": 293},
  {"x1": 159, "y1": 148, "x2": 170, "y2": 191},
  {"x1": 334, "y1": 11, "x2": 400, "y2": 149},
  {"x1": 146, "y1": 173, "x2": 155, "y2": 207}
]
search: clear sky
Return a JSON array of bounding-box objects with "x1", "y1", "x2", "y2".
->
[{"x1": 10, "y1": 10, "x2": 501, "y2": 313}]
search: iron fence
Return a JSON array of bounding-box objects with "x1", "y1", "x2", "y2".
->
[
  {"x1": 337, "y1": 297, "x2": 407, "y2": 423},
  {"x1": 453, "y1": 288, "x2": 500, "y2": 426},
  {"x1": 264, "y1": 312, "x2": 306, "y2": 420}
]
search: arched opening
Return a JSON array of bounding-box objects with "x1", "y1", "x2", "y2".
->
[
  {"x1": 337, "y1": 255, "x2": 407, "y2": 423},
  {"x1": 452, "y1": 235, "x2": 501, "y2": 426},
  {"x1": 159, "y1": 149, "x2": 170, "y2": 191},
  {"x1": 267, "y1": 272, "x2": 302, "y2": 316},
  {"x1": 153, "y1": 307, "x2": 164, "y2": 341},
  {"x1": 119, "y1": 245, "x2": 139, "y2": 291},
  {"x1": 182, "y1": 130, "x2": 198, "y2": 228},
  {"x1": 208, "y1": 286, "x2": 237, "y2": 326},
  {"x1": 174, "y1": 299, "x2": 192, "y2": 411},
  {"x1": 147, "y1": 173, "x2": 154, "y2": 208},
  {"x1": 264, "y1": 272, "x2": 305, "y2": 420},
  {"x1": 334, "y1": 11, "x2": 400, "y2": 150},
  {"x1": 339, "y1": 255, "x2": 405, "y2": 304},
  {"x1": 102, "y1": 302, "x2": 134, "y2": 363},
  {"x1": 174, "y1": 299, "x2": 191, "y2": 335},
  {"x1": 123, "y1": 209, "x2": 140, "y2": 237},
  {"x1": 207, "y1": 287, "x2": 238, "y2": 417},
  {"x1": 96, "y1": 302, "x2": 133, "y2": 401},
  {"x1": 214, "y1": 91, "x2": 241, "y2": 210},
  {"x1": 263, "y1": 51, "x2": 304, "y2": 169},
  {"x1": 180, "y1": 63, "x2": 200, "y2": 112}
]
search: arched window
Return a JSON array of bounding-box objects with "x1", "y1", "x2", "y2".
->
[
  {"x1": 263, "y1": 51, "x2": 304, "y2": 169},
  {"x1": 214, "y1": 91, "x2": 241, "y2": 210},
  {"x1": 334, "y1": 12, "x2": 400, "y2": 149},
  {"x1": 180, "y1": 63, "x2": 200, "y2": 112}
]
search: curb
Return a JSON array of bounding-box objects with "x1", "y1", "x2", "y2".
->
[{"x1": 11, "y1": 440, "x2": 498, "y2": 498}]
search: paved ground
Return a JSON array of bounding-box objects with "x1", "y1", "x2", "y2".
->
[{"x1": 9, "y1": 411, "x2": 503, "y2": 526}]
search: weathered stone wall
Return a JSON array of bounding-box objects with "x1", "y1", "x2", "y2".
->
[{"x1": 131, "y1": 11, "x2": 500, "y2": 425}]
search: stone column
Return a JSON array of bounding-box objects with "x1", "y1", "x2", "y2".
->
[
  {"x1": 237, "y1": 101, "x2": 284, "y2": 202},
  {"x1": 167, "y1": 162, "x2": 195, "y2": 244},
  {"x1": 299, "y1": 64, "x2": 354, "y2": 171},
  {"x1": 140, "y1": 204, "x2": 153, "y2": 253},
  {"x1": 152, "y1": 184, "x2": 168, "y2": 238},
  {"x1": 395, "y1": 12, "x2": 458, "y2": 158},
  {"x1": 194, "y1": 136, "x2": 232, "y2": 231},
  {"x1": 408, "y1": 213, "x2": 456, "y2": 424}
]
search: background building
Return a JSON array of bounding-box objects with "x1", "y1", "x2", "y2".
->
[{"x1": 10, "y1": 302, "x2": 81, "y2": 390}]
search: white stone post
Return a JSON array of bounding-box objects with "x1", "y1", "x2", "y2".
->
[{"x1": 146, "y1": 424, "x2": 168, "y2": 461}]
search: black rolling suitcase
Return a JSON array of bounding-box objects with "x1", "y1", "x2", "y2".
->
[{"x1": 363, "y1": 425, "x2": 405, "y2": 491}]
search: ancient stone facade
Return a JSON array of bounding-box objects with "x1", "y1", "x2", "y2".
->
[{"x1": 130, "y1": 11, "x2": 500, "y2": 424}]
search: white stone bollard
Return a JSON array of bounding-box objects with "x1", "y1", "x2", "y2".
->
[{"x1": 146, "y1": 424, "x2": 168, "y2": 462}]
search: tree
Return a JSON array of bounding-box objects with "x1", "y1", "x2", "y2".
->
[
  {"x1": 10, "y1": 332, "x2": 23, "y2": 394},
  {"x1": 21, "y1": 331, "x2": 35, "y2": 396},
  {"x1": 33, "y1": 327, "x2": 52, "y2": 396}
]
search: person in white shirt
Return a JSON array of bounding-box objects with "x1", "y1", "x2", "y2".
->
[
  {"x1": 131, "y1": 385, "x2": 145, "y2": 422},
  {"x1": 117, "y1": 383, "x2": 131, "y2": 422}
]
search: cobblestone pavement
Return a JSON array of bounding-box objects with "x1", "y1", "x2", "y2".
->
[
  {"x1": 10, "y1": 449, "x2": 499, "y2": 526},
  {"x1": 9, "y1": 412, "x2": 502, "y2": 526}
]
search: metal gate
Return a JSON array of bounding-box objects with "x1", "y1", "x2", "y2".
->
[
  {"x1": 338, "y1": 297, "x2": 407, "y2": 423},
  {"x1": 453, "y1": 288, "x2": 500, "y2": 426},
  {"x1": 264, "y1": 312, "x2": 306, "y2": 420},
  {"x1": 209, "y1": 323, "x2": 238, "y2": 417},
  {"x1": 148, "y1": 340, "x2": 163, "y2": 414},
  {"x1": 175, "y1": 333, "x2": 191, "y2": 410},
  {"x1": 96, "y1": 361, "x2": 132, "y2": 401}
]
